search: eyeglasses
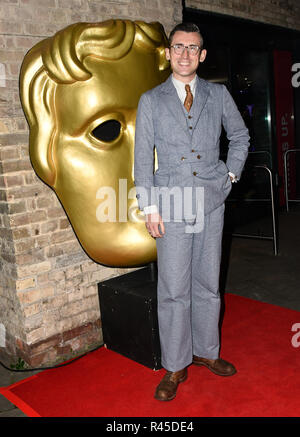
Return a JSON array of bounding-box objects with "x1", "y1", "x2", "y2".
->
[{"x1": 170, "y1": 44, "x2": 201, "y2": 56}]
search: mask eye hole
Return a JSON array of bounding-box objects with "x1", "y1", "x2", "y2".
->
[{"x1": 91, "y1": 119, "x2": 121, "y2": 142}]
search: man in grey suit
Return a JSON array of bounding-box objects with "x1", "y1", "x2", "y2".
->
[{"x1": 134, "y1": 22, "x2": 250, "y2": 401}]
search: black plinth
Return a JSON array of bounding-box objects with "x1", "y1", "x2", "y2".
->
[{"x1": 98, "y1": 264, "x2": 161, "y2": 370}]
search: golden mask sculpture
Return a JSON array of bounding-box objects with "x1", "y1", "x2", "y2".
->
[{"x1": 20, "y1": 20, "x2": 170, "y2": 266}]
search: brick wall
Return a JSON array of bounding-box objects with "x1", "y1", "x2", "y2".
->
[
  {"x1": 186, "y1": 0, "x2": 300, "y2": 30},
  {"x1": 0, "y1": 0, "x2": 181, "y2": 367}
]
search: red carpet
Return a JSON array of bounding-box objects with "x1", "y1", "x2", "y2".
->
[{"x1": 1, "y1": 293, "x2": 300, "y2": 417}]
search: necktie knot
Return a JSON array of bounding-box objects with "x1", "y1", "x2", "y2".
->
[{"x1": 184, "y1": 84, "x2": 193, "y2": 112}]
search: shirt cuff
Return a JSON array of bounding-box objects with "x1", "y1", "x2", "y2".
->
[
  {"x1": 228, "y1": 172, "x2": 238, "y2": 183},
  {"x1": 143, "y1": 204, "x2": 158, "y2": 215}
]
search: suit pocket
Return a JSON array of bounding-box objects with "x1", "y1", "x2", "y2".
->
[{"x1": 215, "y1": 160, "x2": 229, "y2": 177}]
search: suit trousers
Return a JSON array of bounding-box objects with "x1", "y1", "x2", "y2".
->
[{"x1": 155, "y1": 203, "x2": 225, "y2": 372}]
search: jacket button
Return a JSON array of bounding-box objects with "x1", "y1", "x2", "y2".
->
[
  {"x1": 181, "y1": 156, "x2": 186, "y2": 161},
  {"x1": 197, "y1": 155, "x2": 201, "y2": 159},
  {"x1": 188, "y1": 115, "x2": 192, "y2": 119},
  {"x1": 189, "y1": 126, "x2": 193, "y2": 130},
  {"x1": 193, "y1": 171, "x2": 197, "y2": 176},
  {"x1": 191, "y1": 149, "x2": 195, "y2": 152}
]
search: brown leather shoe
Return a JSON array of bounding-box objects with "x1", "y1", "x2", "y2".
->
[
  {"x1": 154, "y1": 368, "x2": 188, "y2": 401},
  {"x1": 193, "y1": 355, "x2": 237, "y2": 376}
]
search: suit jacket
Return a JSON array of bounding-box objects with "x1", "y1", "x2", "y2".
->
[{"x1": 134, "y1": 75, "x2": 250, "y2": 221}]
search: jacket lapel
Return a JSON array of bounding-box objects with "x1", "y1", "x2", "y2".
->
[
  {"x1": 191, "y1": 76, "x2": 210, "y2": 130},
  {"x1": 159, "y1": 75, "x2": 210, "y2": 140},
  {"x1": 160, "y1": 76, "x2": 190, "y2": 136}
]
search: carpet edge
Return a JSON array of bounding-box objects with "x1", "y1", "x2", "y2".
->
[{"x1": 0, "y1": 386, "x2": 41, "y2": 417}]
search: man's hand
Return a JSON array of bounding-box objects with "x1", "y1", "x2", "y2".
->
[
  {"x1": 229, "y1": 172, "x2": 238, "y2": 183},
  {"x1": 145, "y1": 212, "x2": 165, "y2": 238}
]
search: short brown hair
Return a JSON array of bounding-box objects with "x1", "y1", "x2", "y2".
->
[{"x1": 169, "y1": 22, "x2": 203, "y2": 48}]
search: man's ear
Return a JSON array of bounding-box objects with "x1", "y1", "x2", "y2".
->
[
  {"x1": 20, "y1": 44, "x2": 57, "y2": 187},
  {"x1": 165, "y1": 47, "x2": 170, "y2": 61},
  {"x1": 199, "y1": 49, "x2": 207, "y2": 63}
]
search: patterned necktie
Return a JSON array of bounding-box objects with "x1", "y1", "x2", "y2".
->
[{"x1": 184, "y1": 84, "x2": 193, "y2": 112}]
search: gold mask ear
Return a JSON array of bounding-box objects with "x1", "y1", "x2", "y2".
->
[{"x1": 20, "y1": 42, "x2": 57, "y2": 187}]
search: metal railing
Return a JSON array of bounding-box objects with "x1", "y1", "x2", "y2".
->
[
  {"x1": 228, "y1": 164, "x2": 278, "y2": 255},
  {"x1": 224, "y1": 150, "x2": 278, "y2": 255},
  {"x1": 283, "y1": 149, "x2": 300, "y2": 212}
]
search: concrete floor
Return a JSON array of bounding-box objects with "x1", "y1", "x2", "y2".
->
[{"x1": 1, "y1": 204, "x2": 299, "y2": 417}]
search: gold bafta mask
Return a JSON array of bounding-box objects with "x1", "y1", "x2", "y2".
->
[{"x1": 20, "y1": 20, "x2": 170, "y2": 267}]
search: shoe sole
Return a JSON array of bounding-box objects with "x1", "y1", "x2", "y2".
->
[
  {"x1": 154, "y1": 372, "x2": 188, "y2": 401},
  {"x1": 193, "y1": 361, "x2": 237, "y2": 377}
]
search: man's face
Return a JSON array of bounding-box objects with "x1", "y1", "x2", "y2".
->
[
  {"x1": 165, "y1": 31, "x2": 206, "y2": 82},
  {"x1": 52, "y1": 47, "x2": 169, "y2": 266}
]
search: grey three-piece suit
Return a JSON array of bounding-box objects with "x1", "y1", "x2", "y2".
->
[{"x1": 134, "y1": 75, "x2": 250, "y2": 372}]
